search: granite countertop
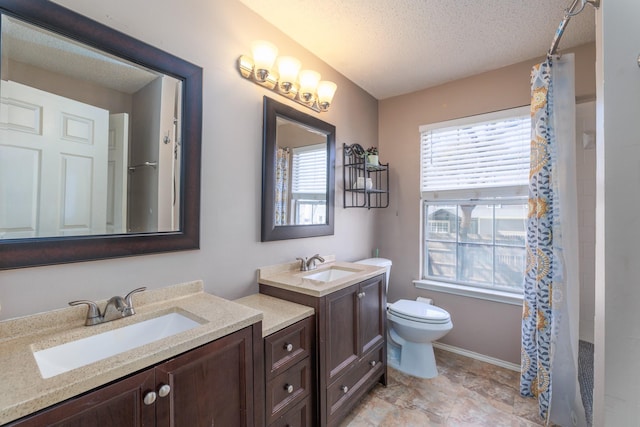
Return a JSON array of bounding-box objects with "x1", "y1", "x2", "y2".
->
[
  {"x1": 234, "y1": 294, "x2": 314, "y2": 337},
  {"x1": 258, "y1": 256, "x2": 386, "y2": 297},
  {"x1": 0, "y1": 280, "x2": 262, "y2": 425}
]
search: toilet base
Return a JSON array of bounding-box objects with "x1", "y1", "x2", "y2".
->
[{"x1": 387, "y1": 333, "x2": 439, "y2": 379}]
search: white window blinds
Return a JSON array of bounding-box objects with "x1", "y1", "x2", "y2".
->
[
  {"x1": 420, "y1": 107, "x2": 530, "y2": 199},
  {"x1": 292, "y1": 143, "x2": 327, "y2": 195}
]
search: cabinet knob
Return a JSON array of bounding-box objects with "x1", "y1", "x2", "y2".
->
[
  {"x1": 284, "y1": 343, "x2": 294, "y2": 352},
  {"x1": 143, "y1": 391, "x2": 157, "y2": 405},
  {"x1": 370, "y1": 360, "x2": 377, "y2": 367},
  {"x1": 341, "y1": 385, "x2": 349, "y2": 394},
  {"x1": 158, "y1": 384, "x2": 171, "y2": 397},
  {"x1": 357, "y1": 291, "x2": 366, "y2": 299},
  {"x1": 285, "y1": 384, "x2": 294, "y2": 394}
]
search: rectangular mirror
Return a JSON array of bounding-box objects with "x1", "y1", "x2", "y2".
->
[
  {"x1": 0, "y1": 0, "x2": 202, "y2": 269},
  {"x1": 262, "y1": 97, "x2": 335, "y2": 241}
]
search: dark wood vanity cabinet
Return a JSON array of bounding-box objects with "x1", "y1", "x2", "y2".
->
[
  {"x1": 263, "y1": 316, "x2": 315, "y2": 426},
  {"x1": 326, "y1": 278, "x2": 386, "y2": 384},
  {"x1": 156, "y1": 325, "x2": 258, "y2": 427},
  {"x1": 323, "y1": 277, "x2": 386, "y2": 425},
  {"x1": 260, "y1": 274, "x2": 387, "y2": 427},
  {"x1": 7, "y1": 325, "x2": 261, "y2": 427},
  {"x1": 5, "y1": 370, "x2": 157, "y2": 427}
]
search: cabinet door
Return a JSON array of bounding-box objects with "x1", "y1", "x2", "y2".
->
[
  {"x1": 7, "y1": 370, "x2": 155, "y2": 427},
  {"x1": 325, "y1": 285, "x2": 358, "y2": 384},
  {"x1": 155, "y1": 326, "x2": 254, "y2": 427},
  {"x1": 358, "y1": 276, "x2": 385, "y2": 355}
]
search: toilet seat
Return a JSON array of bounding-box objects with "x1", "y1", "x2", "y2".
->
[{"x1": 388, "y1": 299, "x2": 451, "y2": 324}]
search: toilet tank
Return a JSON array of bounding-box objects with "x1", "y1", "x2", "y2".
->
[{"x1": 354, "y1": 257, "x2": 392, "y2": 292}]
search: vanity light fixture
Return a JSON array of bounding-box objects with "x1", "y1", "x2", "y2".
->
[{"x1": 238, "y1": 41, "x2": 337, "y2": 112}]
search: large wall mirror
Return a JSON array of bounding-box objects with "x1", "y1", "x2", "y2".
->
[
  {"x1": 262, "y1": 97, "x2": 335, "y2": 241},
  {"x1": 0, "y1": 1, "x2": 202, "y2": 269}
]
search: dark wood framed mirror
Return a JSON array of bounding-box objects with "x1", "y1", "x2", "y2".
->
[
  {"x1": 0, "y1": 0, "x2": 202, "y2": 269},
  {"x1": 261, "y1": 97, "x2": 335, "y2": 241}
]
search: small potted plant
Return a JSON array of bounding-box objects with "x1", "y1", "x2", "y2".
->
[{"x1": 365, "y1": 147, "x2": 379, "y2": 166}]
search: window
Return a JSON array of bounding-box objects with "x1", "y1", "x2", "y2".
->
[
  {"x1": 420, "y1": 107, "x2": 530, "y2": 294},
  {"x1": 291, "y1": 143, "x2": 327, "y2": 224}
]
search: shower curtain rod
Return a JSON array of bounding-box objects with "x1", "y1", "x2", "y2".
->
[{"x1": 548, "y1": 0, "x2": 599, "y2": 57}]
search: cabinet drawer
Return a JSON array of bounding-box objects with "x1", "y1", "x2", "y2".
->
[
  {"x1": 265, "y1": 316, "x2": 313, "y2": 380},
  {"x1": 266, "y1": 357, "x2": 312, "y2": 424},
  {"x1": 327, "y1": 345, "x2": 384, "y2": 420},
  {"x1": 269, "y1": 395, "x2": 313, "y2": 427}
]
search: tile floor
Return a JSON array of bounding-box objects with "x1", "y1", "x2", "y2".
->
[{"x1": 340, "y1": 348, "x2": 544, "y2": 426}]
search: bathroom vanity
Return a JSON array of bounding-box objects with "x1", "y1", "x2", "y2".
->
[
  {"x1": 0, "y1": 266, "x2": 385, "y2": 427},
  {"x1": 7, "y1": 326, "x2": 258, "y2": 426},
  {"x1": 0, "y1": 281, "x2": 264, "y2": 426},
  {"x1": 258, "y1": 258, "x2": 387, "y2": 427}
]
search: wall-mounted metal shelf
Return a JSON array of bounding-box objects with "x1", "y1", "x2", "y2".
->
[{"x1": 343, "y1": 143, "x2": 389, "y2": 209}]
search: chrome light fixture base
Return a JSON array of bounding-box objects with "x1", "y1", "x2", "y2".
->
[{"x1": 238, "y1": 55, "x2": 323, "y2": 113}]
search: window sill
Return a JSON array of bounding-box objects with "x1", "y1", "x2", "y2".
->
[{"x1": 413, "y1": 279, "x2": 523, "y2": 306}]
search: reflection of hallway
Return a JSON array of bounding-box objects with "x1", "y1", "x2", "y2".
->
[
  {"x1": 0, "y1": 80, "x2": 108, "y2": 238},
  {"x1": 128, "y1": 76, "x2": 181, "y2": 233}
]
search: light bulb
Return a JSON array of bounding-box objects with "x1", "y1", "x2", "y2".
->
[
  {"x1": 251, "y1": 40, "x2": 278, "y2": 82},
  {"x1": 317, "y1": 81, "x2": 337, "y2": 111},
  {"x1": 277, "y1": 56, "x2": 301, "y2": 93},
  {"x1": 298, "y1": 70, "x2": 321, "y2": 102}
]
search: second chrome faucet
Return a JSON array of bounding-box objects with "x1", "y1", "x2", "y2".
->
[
  {"x1": 296, "y1": 254, "x2": 325, "y2": 271},
  {"x1": 69, "y1": 287, "x2": 146, "y2": 326}
]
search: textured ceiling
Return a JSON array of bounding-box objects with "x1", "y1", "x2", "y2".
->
[{"x1": 238, "y1": 0, "x2": 596, "y2": 99}]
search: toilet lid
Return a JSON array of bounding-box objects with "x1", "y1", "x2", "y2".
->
[{"x1": 388, "y1": 299, "x2": 451, "y2": 324}]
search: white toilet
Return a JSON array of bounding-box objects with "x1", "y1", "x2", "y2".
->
[{"x1": 355, "y1": 258, "x2": 453, "y2": 379}]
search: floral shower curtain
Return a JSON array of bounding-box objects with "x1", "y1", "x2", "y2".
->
[
  {"x1": 520, "y1": 54, "x2": 585, "y2": 426},
  {"x1": 274, "y1": 147, "x2": 290, "y2": 226}
]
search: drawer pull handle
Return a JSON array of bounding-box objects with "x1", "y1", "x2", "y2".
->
[
  {"x1": 370, "y1": 360, "x2": 377, "y2": 367},
  {"x1": 158, "y1": 384, "x2": 171, "y2": 397},
  {"x1": 341, "y1": 385, "x2": 349, "y2": 394},
  {"x1": 357, "y1": 291, "x2": 366, "y2": 299},
  {"x1": 143, "y1": 391, "x2": 157, "y2": 405},
  {"x1": 284, "y1": 343, "x2": 294, "y2": 352},
  {"x1": 285, "y1": 384, "x2": 294, "y2": 394}
]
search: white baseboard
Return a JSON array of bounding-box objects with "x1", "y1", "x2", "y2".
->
[{"x1": 433, "y1": 342, "x2": 521, "y2": 372}]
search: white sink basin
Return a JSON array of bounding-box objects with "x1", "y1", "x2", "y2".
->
[
  {"x1": 33, "y1": 312, "x2": 201, "y2": 379},
  {"x1": 304, "y1": 267, "x2": 357, "y2": 282}
]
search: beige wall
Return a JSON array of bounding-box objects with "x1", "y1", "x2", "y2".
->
[
  {"x1": 0, "y1": 0, "x2": 378, "y2": 320},
  {"x1": 377, "y1": 43, "x2": 596, "y2": 364}
]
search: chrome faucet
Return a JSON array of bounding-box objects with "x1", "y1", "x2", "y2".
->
[
  {"x1": 297, "y1": 254, "x2": 325, "y2": 271},
  {"x1": 69, "y1": 287, "x2": 146, "y2": 326}
]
